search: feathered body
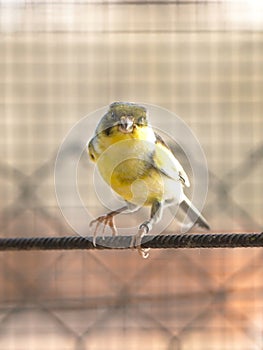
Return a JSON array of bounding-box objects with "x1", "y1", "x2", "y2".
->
[
  {"x1": 88, "y1": 102, "x2": 187, "y2": 206},
  {"x1": 88, "y1": 102, "x2": 209, "y2": 257}
]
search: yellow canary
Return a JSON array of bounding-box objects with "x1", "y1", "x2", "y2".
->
[{"x1": 88, "y1": 102, "x2": 209, "y2": 257}]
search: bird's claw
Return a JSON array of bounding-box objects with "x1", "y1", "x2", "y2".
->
[
  {"x1": 139, "y1": 221, "x2": 152, "y2": 233},
  {"x1": 131, "y1": 222, "x2": 151, "y2": 259},
  {"x1": 89, "y1": 214, "x2": 117, "y2": 246}
]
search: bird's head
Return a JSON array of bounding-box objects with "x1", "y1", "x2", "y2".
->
[{"x1": 96, "y1": 102, "x2": 148, "y2": 137}]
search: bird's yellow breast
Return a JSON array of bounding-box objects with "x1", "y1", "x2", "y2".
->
[
  {"x1": 105, "y1": 162, "x2": 165, "y2": 206},
  {"x1": 93, "y1": 126, "x2": 165, "y2": 206}
]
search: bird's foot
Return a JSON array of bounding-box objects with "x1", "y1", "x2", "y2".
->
[
  {"x1": 131, "y1": 221, "x2": 152, "y2": 259},
  {"x1": 90, "y1": 214, "x2": 117, "y2": 246}
]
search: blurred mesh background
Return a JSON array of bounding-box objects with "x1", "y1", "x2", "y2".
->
[{"x1": 0, "y1": 0, "x2": 263, "y2": 349}]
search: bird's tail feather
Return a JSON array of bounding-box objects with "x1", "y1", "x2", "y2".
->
[{"x1": 180, "y1": 195, "x2": 210, "y2": 230}]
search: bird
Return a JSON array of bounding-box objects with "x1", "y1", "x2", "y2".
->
[{"x1": 87, "y1": 102, "x2": 209, "y2": 258}]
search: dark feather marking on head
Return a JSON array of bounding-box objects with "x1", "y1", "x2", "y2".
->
[
  {"x1": 110, "y1": 101, "x2": 147, "y2": 112},
  {"x1": 103, "y1": 127, "x2": 112, "y2": 136}
]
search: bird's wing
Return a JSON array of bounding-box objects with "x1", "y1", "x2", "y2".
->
[
  {"x1": 152, "y1": 132, "x2": 190, "y2": 187},
  {"x1": 87, "y1": 136, "x2": 98, "y2": 162}
]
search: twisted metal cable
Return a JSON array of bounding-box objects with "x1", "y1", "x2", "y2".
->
[{"x1": 0, "y1": 232, "x2": 262, "y2": 251}]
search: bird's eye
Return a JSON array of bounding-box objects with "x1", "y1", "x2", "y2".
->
[
  {"x1": 110, "y1": 111, "x2": 119, "y2": 121},
  {"x1": 137, "y1": 116, "x2": 146, "y2": 125}
]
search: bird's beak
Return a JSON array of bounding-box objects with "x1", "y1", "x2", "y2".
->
[{"x1": 119, "y1": 115, "x2": 134, "y2": 133}]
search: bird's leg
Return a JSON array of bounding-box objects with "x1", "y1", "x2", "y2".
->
[
  {"x1": 90, "y1": 205, "x2": 128, "y2": 245},
  {"x1": 131, "y1": 201, "x2": 163, "y2": 259}
]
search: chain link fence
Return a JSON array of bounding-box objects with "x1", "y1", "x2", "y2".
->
[{"x1": 0, "y1": 0, "x2": 262, "y2": 349}]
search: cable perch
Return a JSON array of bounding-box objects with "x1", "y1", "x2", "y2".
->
[{"x1": 0, "y1": 232, "x2": 262, "y2": 251}]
